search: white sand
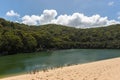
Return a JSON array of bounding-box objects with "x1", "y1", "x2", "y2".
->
[{"x1": 1, "y1": 57, "x2": 120, "y2": 80}]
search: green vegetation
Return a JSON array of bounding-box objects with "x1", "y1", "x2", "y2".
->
[{"x1": 0, "y1": 18, "x2": 120, "y2": 55}]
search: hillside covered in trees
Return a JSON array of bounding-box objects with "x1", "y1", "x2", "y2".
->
[{"x1": 0, "y1": 18, "x2": 120, "y2": 55}]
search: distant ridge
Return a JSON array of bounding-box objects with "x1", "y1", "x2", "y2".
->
[{"x1": 0, "y1": 18, "x2": 120, "y2": 55}]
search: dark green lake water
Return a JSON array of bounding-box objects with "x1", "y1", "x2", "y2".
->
[{"x1": 0, "y1": 49, "x2": 120, "y2": 77}]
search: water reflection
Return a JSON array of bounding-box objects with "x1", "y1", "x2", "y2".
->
[{"x1": 0, "y1": 49, "x2": 120, "y2": 77}]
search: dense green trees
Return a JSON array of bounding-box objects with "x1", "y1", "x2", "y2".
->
[
  {"x1": 21, "y1": 33, "x2": 37, "y2": 52},
  {"x1": 0, "y1": 18, "x2": 120, "y2": 55},
  {"x1": 0, "y1": 34, "x2": 23, "y2": 54}
]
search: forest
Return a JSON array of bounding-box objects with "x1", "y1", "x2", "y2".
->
[{"x1": 0, "y1": 18, "x2": 120, "y2": 55}]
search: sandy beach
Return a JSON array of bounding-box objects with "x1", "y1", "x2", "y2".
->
[{"x1": 1, "y1": 57, "x2": 120, "y2": 80}]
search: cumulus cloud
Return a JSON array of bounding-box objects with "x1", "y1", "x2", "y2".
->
[
  {"x1": 40, "y1": 9, "x2": 57, "y2": 24},
  {"x1": 6, "y1": 10, "x2": 20, "y2": 17},
  {"x1": 15, "y1": 9, "x2": 120, "y2": 28},
  {"x1": 108, "y1": 1, "x2": 114, "y2": 6},
  {"x1": 22, "y1": 9, "x2": 57, "y2": 25},
  {"x1": 22, "y1": 15, "x2": 40, "y2": 25},
  {"x1": 52, "y1": 13, "x2": 119, "y2": 28},
  {"x1": 52, "y1": 14, "x2": 105, "y2": 28}
]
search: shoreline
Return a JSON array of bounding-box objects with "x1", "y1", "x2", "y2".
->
[{"x1": 1, "y1": 57, "x2": 120, "y2": 80}]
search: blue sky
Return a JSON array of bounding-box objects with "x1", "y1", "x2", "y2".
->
[{"x1": 0, "y1": 0, "x2": 120, "y2": 28}]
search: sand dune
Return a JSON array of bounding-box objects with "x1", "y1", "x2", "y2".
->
[{"x1": 1, "y1": 57, "x2": 120, "y2": 80}]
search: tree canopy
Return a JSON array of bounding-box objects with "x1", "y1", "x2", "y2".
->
[{"x1": 0, "y1": 18, "x2": 120, "y2": 55}]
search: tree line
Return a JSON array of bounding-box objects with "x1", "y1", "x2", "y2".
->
[{"x1": 0, "y1": 18, "x2": 120, "y2": 55}]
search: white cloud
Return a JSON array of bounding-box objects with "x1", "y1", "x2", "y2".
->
[
  {"x1": 108, "y1": 1, "x2": 114, "y2": 6},
  {"x1": 22, "y1": 9, "x2": 57, "y2": 25},
  {"x1": 6, "y1": 10, "x2": 20, "y2": 17},
  {"x1": 11, "y1": 9, "x2": 119, "y2": 28},
  {"x1": 51, "y1": 13, "x2": 119, "y2": 28},
  {"x1": 22, "y1": 15, "x2": 40, "y2": 25},
  {"x1": 40, "y1": 9, "x2": 57, "y2": 24}
]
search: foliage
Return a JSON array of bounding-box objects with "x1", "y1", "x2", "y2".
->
[{"x1": 0, "y1": 18, "x2": 120, "y2": 55}]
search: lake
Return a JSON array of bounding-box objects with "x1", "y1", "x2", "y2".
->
[{"x1": 0, "y1": 49, "x2": 120, "y2": 77}]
